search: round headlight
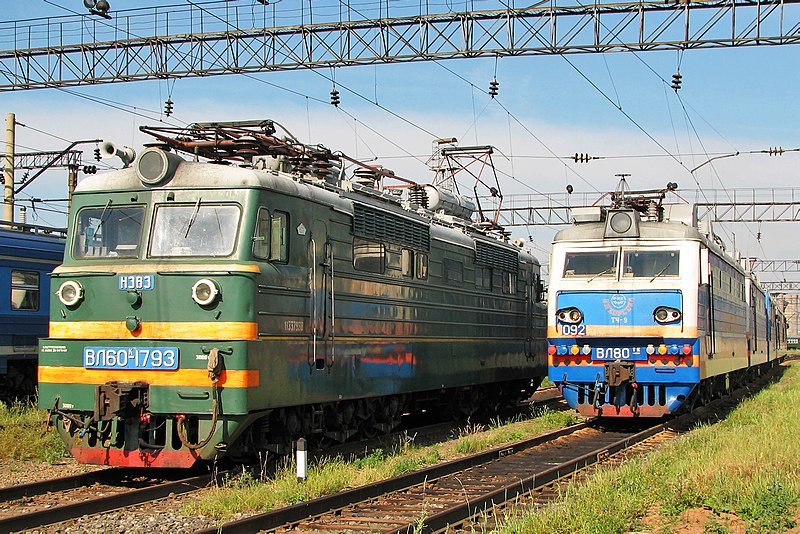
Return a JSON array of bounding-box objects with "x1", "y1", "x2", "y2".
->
[
  {"x1": 610, "y1": 212, "x2": 632, "y2": 233},
  {"x1": 556, "y1": 307, "x2": 583, "y2": 324},
  {"x1": 654, "y1": 306, "x2": 681, "y2": 324},
  {"x1": 57, "y1": 280, "x2": 84, "y2": 307},
  {"x1": 192, "y1": 279, "x2": 220, "y2": 306},
  {"x1": 136, "y1": 147, "x2": 183, "y2": 186}
]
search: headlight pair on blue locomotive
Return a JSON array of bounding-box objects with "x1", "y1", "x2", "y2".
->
[
  {"x1": 39, "y1": 122, "x2": 548, "y2": 468},
  {"x1": 547, "y1": 193, "x2": 787, "y2": 417}
]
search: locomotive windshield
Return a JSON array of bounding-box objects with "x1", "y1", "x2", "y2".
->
[
  {"x1": 622, "y1": 250, "x2": 679, "y2": 278},
  {"x1": 562, "y1": 248, "x2": 680, "y2": 279},
  {"x1": 73, "y1": 205, "x2": 145, "y2": 259},
  {"x1": 149, "y1": 203, "x2": 240, "y2": 257},
  {"x1": 563, "y1": 250, "x2": 618, "y2": 277}
]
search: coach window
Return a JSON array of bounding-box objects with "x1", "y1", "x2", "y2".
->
[
  {"x1": 253, "y1": 208, "x2": 270, "y2": 259},
  {"x1": 563, "y1": 250, "x2": 618, "y2": 277},
  {"x1": 354, "y1": 238, "x2": 385, "y2": 273},
  {"x1": 11, "y1": 270, "x2": 39, "y2": 311},
  {"x1": 270, "y1": 211, "x2": 289, "y2": 262}
]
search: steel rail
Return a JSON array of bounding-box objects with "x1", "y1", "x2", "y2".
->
[
  {"x1": 0, "y1": 472, "x2": 213, "y2": 532},
  {"x1": 0, "y1": 467, "x2": 125, "y2": 503},
  {"x1": 386, "y1": 422, "x2": 667, "y2": 533},
  {"x1": 193, "y1": 421, "x2": 592, "y2": 534}
]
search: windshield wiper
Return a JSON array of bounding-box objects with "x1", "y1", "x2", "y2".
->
[
  {"x1": 649, "y1": 263, "x2": 673, "y2": 282},
  {"x1": 184, "y1": 198, "x2": 202, "y2": 238},
  {"x1": 95, "y1": 199, "x2": 113, "y2": 233},
  {"x1": 588, "y1": 266, "x2": 616, "y2": 283}
]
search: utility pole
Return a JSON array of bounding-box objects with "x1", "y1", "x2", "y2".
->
[{"x1": 3, "y1": 112, "x2": 13, "y2": 223}]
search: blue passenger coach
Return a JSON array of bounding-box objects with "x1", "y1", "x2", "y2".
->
[
  {"x1": 0, "y1": 224, "x2": 65, "y2": 400},
  {"x1": 547, "y1": 184, "x2": 786, "y2": 417}
]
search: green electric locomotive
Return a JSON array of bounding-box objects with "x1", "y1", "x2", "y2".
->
[{"x1": 39, "y1": 121, "x2": 547, "y2": 467}]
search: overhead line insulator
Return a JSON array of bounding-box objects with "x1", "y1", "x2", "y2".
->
[
  {"x1": 572, "y1": 153, "x2": 593, "y2": 163},
  {"x1": 330, "y1": 88, "x2": 341, "y2": 107},
  {"x1": 164, "y1": 98, "x2": 174, "y2": 117},
  {"x1": 671, "y1": 71, "x2": 682, "y2": 91},
  {"x1": 489, "y1": 78, "x2": 499, "y2": 98},
  {"x1": 93, "y1": 147, "x2": 101, "y2": 161},
  {"x1": 768, "y1": 147, "x2": 784, "y2": 156}
]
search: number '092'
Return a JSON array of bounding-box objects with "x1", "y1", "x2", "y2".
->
[{"x1": 559, "y1": 324, "x2": 586, "y2": 336}]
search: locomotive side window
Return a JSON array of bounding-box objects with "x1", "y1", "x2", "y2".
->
[
  {"x1": 10, "y1": 270, "x2": 39, "y2": 311},
  {"x1": 443, "y1": 258, "x2": 463, "y2": 284},
  {"x1": 270, "y1": 211, "x2": 289, "y2": 262},
  {"x1": 563, "y1": 250, "x2": 618, "y2": 277},
  {"x1": 150, "y1": 203, "x2": 240, "y2": 257},
  {"x1": 416, "y1": 252, "x2": 428, "y2": 280},
  {"x1": 252, "y1": 208, "x2": 270, "y2": 259},
  {"x1": 353, "y1": 238, "x2": 385, "y2": 273},
  {"x1": 622, "y1": 250, "x2": 679, "y2": 278},
  {"x1": 476, "y1": 266, "x2": 492, "y2": 290},
  {"x1": 74, "y1": 205, "x2": 145, "y2": 259},
  {"x1": 502, "y1": 271, "x2": 517, "y2": 294},
  {"x1": 401, "y1": 248, "x2": 414, "y2": 277}
]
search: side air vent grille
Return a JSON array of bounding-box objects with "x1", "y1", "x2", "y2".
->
[
  {"x1": 475, "y1": 241, "x2": 518, "y2": 273},
  {"x1": 353, "y1": 204, "x2": 430, "y2": 250}
]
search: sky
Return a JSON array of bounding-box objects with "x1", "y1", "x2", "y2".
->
[{"x1": 1, "y1": 0, "x2": 799, "y2": 288}]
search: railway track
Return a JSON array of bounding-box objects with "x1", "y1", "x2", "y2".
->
[
  {"x1": 0, "y1": 469, "x2": 214, "y2": 532},
  {"x1": 194, "y1": 366, "x2": 786, "y2": 534},
  {"x1": 0, "y1": 387, "x2": 567, "y2": 532}
]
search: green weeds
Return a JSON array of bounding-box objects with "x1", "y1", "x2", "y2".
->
[
  {"x1": 499, "y1": 364, "x2": 800, "y2": 533},
  {"x1": 184, "y1": 407, "x2": 579, "y2": 522},
  {"x1": 0, "y1": 401, "x2": 67, "y2": 462}
]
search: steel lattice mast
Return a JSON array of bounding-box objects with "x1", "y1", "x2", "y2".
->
[{"x1": 1, "y1": 0, "x2": 800, "y2": 90}]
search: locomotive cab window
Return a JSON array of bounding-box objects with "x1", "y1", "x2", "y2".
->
[
  {"x1": 270, "y1": 211, "x2": 289, "y2": 262},
  {"x1": 253, "y1": 207, "x2": 270, "y2": 259},
  {"x1": 622, "y1": 250, "x2": 680, "y2": 278},
  {"x1": 74, "y1": 205, "x2": 145, "y2": 259},
  {"x1": 253, "y1": 209, "x2": 289, "y2": 263},
  {"x1": 10, "y1": 270, "x2": 39, "y2": 311},
  {"x1": 563, "y1": 250, "x2": 618, "y2": 277},
  {"x1": 150, "y1": 203, "x2": 240, "y2": 257}
]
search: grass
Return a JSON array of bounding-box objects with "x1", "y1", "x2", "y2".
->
[
  {"x1": 0, "y1": 401, "x2": 67, "y2": 462},
  {"x1": 499, "y1": 363, "x2": 800, "y2": 533},
  {"x1": 183, "y1": 407, "x2": 580, "y2": 522}
]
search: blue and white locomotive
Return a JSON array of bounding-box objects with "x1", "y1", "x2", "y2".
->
[
  {"x1": 547, "y1": 182, "x2": 786, "y2": 417},
  {"x1": 0, "y1": 223, "x2": 65, "y2": 400}
]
